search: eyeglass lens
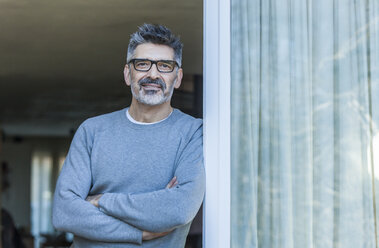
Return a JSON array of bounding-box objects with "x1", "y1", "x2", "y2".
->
[{"x1": 133, "y1": 59, "x2": 176, "y2": 73}]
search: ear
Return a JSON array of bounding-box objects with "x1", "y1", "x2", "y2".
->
[
  {"x1": 174, "y1": 68, "x2": 183, "y2": 89},
  {"x1": 123, "y1": 64, "x2": 131, "y2": 86}
]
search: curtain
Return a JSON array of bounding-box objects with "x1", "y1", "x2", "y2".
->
[{"x1": 231, "y1": 0, "x2": 379, "y2": 247}]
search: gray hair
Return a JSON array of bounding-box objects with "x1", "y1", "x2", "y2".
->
[{"x1": 127, "y1": 24, "x2": 183, "y2": 67}]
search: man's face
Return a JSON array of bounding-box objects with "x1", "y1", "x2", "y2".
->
[{"x1": 124, "y1": 43, "x2": 183, "y2": 106}]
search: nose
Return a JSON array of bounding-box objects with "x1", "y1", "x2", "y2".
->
[{"x1": 147, "y1": 63, "x2": 160, "y2": 79}]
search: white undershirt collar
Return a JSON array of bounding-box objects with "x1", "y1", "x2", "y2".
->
[{"x1": 126, "y1": 108, "x2": 173, "y2": 125}]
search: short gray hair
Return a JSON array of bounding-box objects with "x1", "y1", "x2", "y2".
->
[{"x1": 127, "y1": 24, "x2": 183, "y2": 67}]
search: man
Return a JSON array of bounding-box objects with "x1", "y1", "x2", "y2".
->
[{"x1": 52, "y1": 24, "x2": 205, "y2": 248}]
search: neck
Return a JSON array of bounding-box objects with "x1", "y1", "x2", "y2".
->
[{"x1": 128, "y1": 98, "x2": 173, "y2": 123}]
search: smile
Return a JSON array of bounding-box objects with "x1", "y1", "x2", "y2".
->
[{"x1": 141, "y1": 83, "x2": 162, "y2": 91}]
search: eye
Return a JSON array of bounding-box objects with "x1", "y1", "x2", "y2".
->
[
  {"x1": 135, "y1": 61, "x2": 149, "y2": 67},
  {"x1": 158, "y1": 61, "x2": 175, "y2": 71}
]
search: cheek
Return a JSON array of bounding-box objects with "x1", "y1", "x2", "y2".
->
[
  {"x1": 129, "y1": 73, "x2": 140, "y2": 86},
  {"x1": 164, "y1": 76, "x2": 178, "y2": 88}
]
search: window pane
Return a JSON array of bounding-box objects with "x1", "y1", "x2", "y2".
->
[
  {"x1": 31, "y1": 152, "x2": 53, "y2": 247},
  {"x1": 231, "y1": 0, "x2": 379, "y2": 247}
]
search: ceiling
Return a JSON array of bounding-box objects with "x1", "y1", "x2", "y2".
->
[{"x1": 0, "y1": 0, "x2": 203, "y2": 137}]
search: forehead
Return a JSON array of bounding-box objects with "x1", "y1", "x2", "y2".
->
[{"x1": 134, "y1": 43, "x2": 175, "y2": 60}]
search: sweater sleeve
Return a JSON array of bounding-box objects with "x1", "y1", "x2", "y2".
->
[
  {"x1": 52, "y1": 124, "x2": 143, "y2": 244},
  {"x1": 98, "y1": 124, "x2": 205, "y2": 233}
]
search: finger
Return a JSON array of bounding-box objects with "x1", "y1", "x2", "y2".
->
[
  {"x1": 166, "y1": 178, "x2": 174, "y2": 188},
  {"x1": 157, "y1": 231, "x2": 171, "y2": 238},
  {"x1": 166, "y1": 176, "x2": 177, "y2": 189},
  {"x1": 169, "y1": 178, "x2": 178, "y2": 189}
]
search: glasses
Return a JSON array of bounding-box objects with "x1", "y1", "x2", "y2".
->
[{"x1": 129, "y1": 59, "x2": 178, "y2": 73}]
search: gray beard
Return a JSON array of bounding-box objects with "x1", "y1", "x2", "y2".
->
[{"x1": 130, "y1": 78, "x2": 176, "y2": 106}]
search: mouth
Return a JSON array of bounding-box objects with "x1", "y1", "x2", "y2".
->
[{"x1": 140, "y1": 83, "x2": 162, "y2": 91}]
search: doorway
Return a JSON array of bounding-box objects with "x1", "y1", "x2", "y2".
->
[{"x1": 0, "y1": 1, "x2": 204, "y2": 247}]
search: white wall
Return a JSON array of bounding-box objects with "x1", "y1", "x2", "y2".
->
[{"x1": 203, "y1": 0, "x2": 231, "y2": 247}]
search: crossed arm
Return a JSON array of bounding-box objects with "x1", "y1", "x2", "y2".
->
[
  {"x1": 52, "y1": 125, "x2": 144, "y2": 244},
  {"x1": 86, "y1": 177, "x2": 179, "y2": 240},
  {"x1": 52, "y1": 124, "x2": 205, "y2": 244}
]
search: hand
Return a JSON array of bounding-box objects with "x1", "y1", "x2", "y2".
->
[
  {"x1": 86, "y1": 194, "x2": 103, "y2": 207},
  {"x1": 142, "y1": 230, "x2": 173, "y2": 241},
  {"x1": 166, "y1": 176, "x2": 178, "y2": 189}
]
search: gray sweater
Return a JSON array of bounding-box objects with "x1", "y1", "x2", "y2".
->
[{"x1": 52, "y1": 108, "x2": 205, "y2": 247}]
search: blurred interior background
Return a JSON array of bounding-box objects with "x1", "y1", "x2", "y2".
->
[{"x1": 0, "y1": 0, "x2": 203, "y2": 247}]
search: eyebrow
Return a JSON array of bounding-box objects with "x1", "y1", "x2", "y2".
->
[{"x1": 133, "y1": 58, "x2": 175, "y2": 61}]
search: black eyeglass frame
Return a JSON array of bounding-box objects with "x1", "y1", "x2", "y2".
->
[{"x1": 128, "y1": 58, "x2": 179, "y2": 73}]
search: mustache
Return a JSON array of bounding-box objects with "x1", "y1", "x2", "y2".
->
[{"x1": 138, "y1": 78, "x2": 166, "y2": 91}]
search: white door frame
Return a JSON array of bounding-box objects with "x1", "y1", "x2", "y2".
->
[{"x1": 203, "y1": 0, "x2": 231, "y2": 247}]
